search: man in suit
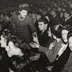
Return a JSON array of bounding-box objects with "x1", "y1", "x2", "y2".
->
[
  {"x1": 62, "y1": 9, "x2": 72, "y2": 28},
  {"x1": 29, "y1": 17, "x2": 51, "y2": 71}
]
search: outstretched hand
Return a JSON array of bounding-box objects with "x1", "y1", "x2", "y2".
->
[
  {"x1": 29, "y1": 42, "x2": 39, "y2": 48},
  {"x1": 32, "y1": 32, "x2": 39, "y2": 44}
]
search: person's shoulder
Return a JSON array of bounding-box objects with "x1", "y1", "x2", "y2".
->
[{"x1": 26, "y1": 14, "x2": 33, "y2": 21}]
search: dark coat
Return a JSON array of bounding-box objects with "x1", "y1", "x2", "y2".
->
[
  {"x1": 39, "y1": 39, "x2": 64, "y2": 63},
  {"x1": 37, "y1": 29, "x2": 51, "y2": 47},
  {"x1": 52, "y1": 46, "x2": 71, "y2": 72},
  {"x1": 49, "y1": 15, "x2": 60, "y2": 32},
  {"x1": 62, "y1": 17, "x2": 72, "y2": 27},
  {"x1": 0, "y1": 48, "x2": 9, "y2": 72}
]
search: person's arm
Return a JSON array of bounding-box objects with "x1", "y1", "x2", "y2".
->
[
  {"x1": 38, "y1": 40, "x2": 56, "y2": 53},
  {"x1": 29, "y1": 42, "x2": 48, "y2": 53},
  {"x1": 38, "y1": 45, "x2": 48, "y2": 52},
  {"x1": 28, "y1": 17, "x2": 37, "y2": 33},
  {"x1": 29, "y1": 40, "x2": 57, "y2": 63},
  {"x1": 30, "y1": 39, "x2": 56, "y2": 53}
]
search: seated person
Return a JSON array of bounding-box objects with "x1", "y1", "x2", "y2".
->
[
  {"x1": 30, "y1": 17, "x2": 52, "y2": 60},
  {"x1": 30, "y1": 17, "x2": 51, "y2": 50},
  {"x1": 0, "y1": 29, "x2": 30, "y2": 72},
  {"x1": 29, "y1": 17, "x2": 51, "y2": 71}
]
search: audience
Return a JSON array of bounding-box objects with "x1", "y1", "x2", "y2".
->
[{"x1": 0, "y1": 0, "x2": 72, "y2": 72}]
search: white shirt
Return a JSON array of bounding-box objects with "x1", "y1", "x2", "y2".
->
[{"x1": 7, "y1": 41, "x2": 24, "y2": 57}]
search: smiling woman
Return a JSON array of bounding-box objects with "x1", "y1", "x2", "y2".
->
[
  {"x1": 18, "y1": 10, "x2": 28, "y2": 21},
  {"x1": 12, "y1": 4, "x2": 36, "y2": 44}
]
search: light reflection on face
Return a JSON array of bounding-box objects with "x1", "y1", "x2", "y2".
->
[
  {"x1": 62, "y1": 30, "x2": 69, "y2": 43},
  {"x1": 69, "y1": 37, "x2": 72, "y2": 51},
  {"x1": 19, "y1": 10, "x2": 28, "y2": 18}
]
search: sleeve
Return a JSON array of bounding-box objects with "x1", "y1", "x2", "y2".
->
[
  {"x1": 8, "y1": 41, "x2": 16, "y2": 49},
  {"x1": 38, "y1": 40, "x2": 57, "y2": 63},
  {"x1": 38, "y1": 45, "x2": 55, "y2": 63},
  {"x1": 28, "y1": 17, "x2": 37, "y2": 33},
  {"x1": 38, "y1": 39, "x2": 54, "y2": 53}
]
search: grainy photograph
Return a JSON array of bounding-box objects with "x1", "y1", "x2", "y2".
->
[{"x1": 0, "y1": 0, "x2": 72, "y2": 72}]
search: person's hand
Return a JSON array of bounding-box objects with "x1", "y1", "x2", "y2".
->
[
  {"x1": 47, "y1": 27, "x2": 52, "y2": 37},
  {"x1": 33, "y1": 36, "x2": 39, "y2": 44},
  {"x1": 9, "y1": 68, "x2": 15, "y2": 72},
  {"x1": 29, "y1": 42, "x2": 39, "y2": 48},
  {"x1": 56, "y1": 55, "x2": 60, "y2": 60},
  {"x1": 32, "y1": 32, "x2": 39, "y2": 44},
  {"x1": 49, "y1": 42, "x2": 56, "y2": 50}
]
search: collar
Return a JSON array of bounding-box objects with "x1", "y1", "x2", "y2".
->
[{"x1": 65, "y1": 16, "x2": 71, "y2": 22}]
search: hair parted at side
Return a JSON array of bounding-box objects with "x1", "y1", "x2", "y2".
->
[{"x1": 38, "y1": 17, "x2": 49, "y2": 24}]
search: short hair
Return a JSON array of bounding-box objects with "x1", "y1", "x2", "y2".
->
[
  {"x1": 19, "y1": 4, "x2": 29, "y2": 12},
  {"x1": 19, "y1": 7, "x2": 29, "y2": 11},
  {"x1": 60, "y1": 26, "x2": 69, "y2": 33},
  {"x1": 38, "y1": 17, "x2": 49, "y2": 24},
  {"x1": 52, "y1": 30, "x2": 61, "y2": 38}
]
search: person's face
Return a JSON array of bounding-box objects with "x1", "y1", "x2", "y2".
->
[
  {"x1": 51, "y1": 10, "x2": 56, "y2": 17},
  {"x1": 68, "y1": 37, "x2": 72, "y2": 51},
  {"x1": 19, "y1": 10, "x2": 28, "y2": 18},
  {"x1": 62, "y1": 30, "x2": 68, "y2": 43},
  {"x1": 64, "y1": 12, "x2": 69, "y2": 19},
  {"x1": 38, "y1": 22, "x2": 47, "y2": 31}
]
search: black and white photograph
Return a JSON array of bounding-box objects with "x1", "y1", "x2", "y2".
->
[{"x1": 0, "y1": 0, "x2": 72, "y2": 72}]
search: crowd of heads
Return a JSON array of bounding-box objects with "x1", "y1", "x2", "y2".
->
[{"x1": 0, "y1": 0, "x2": 72, "y2": 72}]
